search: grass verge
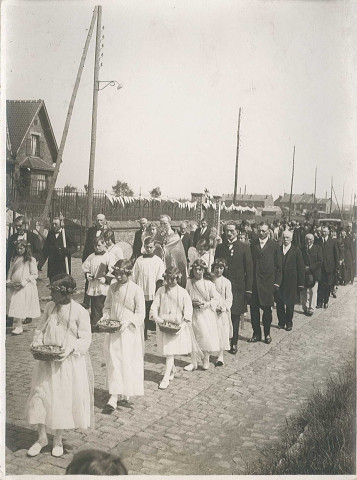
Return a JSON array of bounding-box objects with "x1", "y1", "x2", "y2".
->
[{"x1": 245, "y1": 360, "x2": 356, "y2": 475}]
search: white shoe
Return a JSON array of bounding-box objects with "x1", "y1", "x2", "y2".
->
[
  {"x1": 52, "y1": 444, "x2": 64, "y2": 457},
  {"x1": 159, "y1": 378, "x2": 170, "y2": 389},
  {"x1": 183, "y1": 363, "x2": 197, "y2": 372},
  {"x1": 12, "y1": 327, "x2": 23, "y2": 335},
  {"x1": 27, "y1": 441, "x2": 48, "y2": 457},
  {"x1": 202, "y1": 360, "x2": 210, "y2": 370}
]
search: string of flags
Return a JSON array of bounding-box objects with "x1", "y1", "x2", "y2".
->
[{"x1": 105, "y1": 193, "x2": 256, "y2": 213}]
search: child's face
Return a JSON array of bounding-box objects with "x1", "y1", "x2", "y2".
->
[
  {"x1": 114, "y1": 268, "x2": 129, "y2": 284},
  {"x1": 213, "y1": 265, "x2": 224, "y2": 277},
  {"x1": 94, "y1": 240, "x2": 106, "y2": 253},
  {"x1": 16, "y1": 244, "x2": 26, "y2": 255},
  {"x1": 144, "y1": 242, "x2": 155, "y2": 255},
  {"x1": 166, "y1": 276, "x2": 178, "y2": 288},
  {"x1": 193, "y1": 266, "x2": 204, "y2": 280},
  {"x1": 197, "y1": 246, "x2": 206, "y2": 255}
]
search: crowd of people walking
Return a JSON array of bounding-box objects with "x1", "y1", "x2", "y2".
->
[{"x1": 5, "y1": 212, "x2": 356, "y2": 460}]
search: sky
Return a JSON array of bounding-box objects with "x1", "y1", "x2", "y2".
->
[{"x1": 3, "y1": 0, "x2": 357, "y2": 204}]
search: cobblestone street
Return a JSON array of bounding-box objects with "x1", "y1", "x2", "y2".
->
[{"x1": 5, "y1": 258, "x2": 356, "y2": 475}]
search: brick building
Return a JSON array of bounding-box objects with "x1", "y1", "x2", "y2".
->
[
  {"x1": 221, "y1": 193, "x2": 274, "y2": 209},
  {"x1": 275, "y1": 193, "x2": 336, "y2": 215},
  {"x1": 6, "y1": 100, "x2": 58, "y2": 199}
]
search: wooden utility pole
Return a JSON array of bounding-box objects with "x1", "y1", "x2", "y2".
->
[
  {"x1": 232, "y1": 108, "x2": 241, "y2": 205},
  {"x1": 86, "y1": 5, "x2": 102, "y2": 228},
  {"x1": 313, "y1": 166, "x2": 317, "y2": 210},
  {"x1": 341, "y1": 183, "x2": 345, "y2": 220},
  {"x1": 329, "y1": 177, "x2": 333, "y2": 216},
  {"x1": 40, "y1": 8, "x2": 98, "y2": 223},
  {"x1": 288, "y1": 145, "x2": 295, "y2": 222}
]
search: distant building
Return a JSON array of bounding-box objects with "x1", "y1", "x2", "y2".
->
[
  {"x1": 221, "y1": 194, "x2": 274, "y2": 209},
  {"x1": 275, "y1": 193, "x2": 336, "y2": 215},
  {"x1": 6, "y1": 99, "x2": 58, "y2": 199}
]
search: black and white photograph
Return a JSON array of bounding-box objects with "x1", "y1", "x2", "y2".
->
[{"x1": 2, "y1": 0, "x2": 357, "y2": 476}]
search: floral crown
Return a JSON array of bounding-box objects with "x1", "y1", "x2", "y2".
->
[{"x1": 47, "y1": 284, "x2": 76, "y2": 294}]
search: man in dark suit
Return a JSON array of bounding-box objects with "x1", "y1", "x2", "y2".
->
[
  {"x1": 6, "y1": 215, "x2": 42, "y2": 274},
  {"x1": 275, "y1": 230, "x2": 305, "y2": 330},
  {"x1": 249, "y1": 222, "x2": 282, "y2": 344},
  {"x1": 82, "y1": 213, "x2": 107, "y2": 308},
  {"x1": 193, "y1": 218, "x2": 211, "y2": 248},
  {"x1": 132, "y1": 217, "x2": 148, "y2": 260},
  {"x1": 39, "y1": 217, "x2": 77, "y2": 280},
  {"x1": 178, "y1": 221, "x2": 193, "y2": 260},
  {"x1": 316, "y1": 226, "x2": 339, "y2": 308},
  {"x1": 215, "y1": 221, "x2": 253, "y2": 354},
  {"x1": 301, "y1": 233, "x2": 323, "y2": 316}
]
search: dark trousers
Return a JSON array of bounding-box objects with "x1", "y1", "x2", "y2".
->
[
  {"x1": 90, "y1": 295, "x2": 106, "y2": 326},
  {"x1": 230, "y1": 313, "x2": 241, "y2": 347},
  {"x1": 250, "y1": 295, "x2": 272, "y2": 338},
  {"x1": 83, "y1": 278, "x2": 90, "y2": 307},
  {"x1": 144, "y1": 300, "x2": 155, "y2": 340},
  {"x1": 317, "y1": 268, "x2": 332, "y2": 306},
  {"x1": 276, "y1": 300, "x2": 294, "y2": 328}
]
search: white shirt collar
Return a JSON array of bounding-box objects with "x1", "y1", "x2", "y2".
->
[
  {"x1": 283, "y1": 243, "x2": 292, "y2": 255},
  {"x1": 259, "y1": 236, "x2": 269, "y2": 248}
]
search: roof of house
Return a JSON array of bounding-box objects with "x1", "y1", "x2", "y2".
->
[
  {"x1": 19, "y1": 156, "x2": 55, "y2": 171},
  {"x1": 278, "y1": 193, "x2": 334, "y2": 205},
  {"x1": 6, "y1": 99, "x2": 58, "y2": 159},
  {"x1": 222, "y1": 194, "x2": 273, "y2": 202}
]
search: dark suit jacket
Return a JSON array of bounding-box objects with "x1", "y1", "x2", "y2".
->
[
  {"x1": 40, "y1": 229, "x2": 77, "y2": 279},
  {"x1": 82, "y1": 226, "x2": 105, "y2": 262},
  {"x1": 6, "y1": 230, "x2": 42, "y2": 274},
  {"x1": 215, "y1": 240, "x2": 253, "y2": 315},
  {"x1": 193, "y1": 227, "x2": 211, "y2": 248},
  {"x1": 179, "y1": 232, "x2": 193, "y2": 259},
  {"x1": 302, "y1": 244, "x2": 323, "y2": 282},
  {"x1": 132, "y1": 228, "x2": 145, "y2": 260},
  {"x1": 292, "y1": 228, "x2": 303, "y2": 249},
  {"x1": 315, "y1": 237, "x2": 339, "y2": 274},
  {"x1": 250, "y1": 238, "x2": 282, "y2": 306},
  {"x1": 279, "y1": 245, "x2": 305, "y2": 305}
]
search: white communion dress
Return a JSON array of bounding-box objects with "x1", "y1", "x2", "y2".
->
[
  {"x1": 6, "y1": 256, "x2": 41, "y2": 319},
  {"x1": 102, "y1": 280, "x2": 145, "y2": 397},
  {"x1": 27, "y1": 300, "x2": 93, "y2": 431},
  {"x1": 186, "y1": 278, "x2": 220, "y2": 352},
  {"x1": 150, "y1": 285, "x2": 193, "y2": 356},
  {"x1": 213, "y1": 275, "x2": 233, "y2": 350}
]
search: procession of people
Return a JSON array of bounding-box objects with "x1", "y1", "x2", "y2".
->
[{"x1": 5, "y1": 211, "x2": 356, "y2": 460}]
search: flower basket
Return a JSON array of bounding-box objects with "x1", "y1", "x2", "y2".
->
[
  {"x1": 30, "y1": 345, "x2": 64, "y2": 361},
  {"x1": 97, "y1": 318, "x2": 122, "y2": 333},
  {"x1": 158, "y1": 321, "x2": 181, "y2": 335}
]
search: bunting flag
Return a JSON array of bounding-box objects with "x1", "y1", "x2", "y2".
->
[{"x1": 105, "y1": 193, "x2": 256, "y2": 213}]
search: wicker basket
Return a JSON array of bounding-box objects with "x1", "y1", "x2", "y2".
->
[
  {"x1": 158, "y1": 322, "x2": 181, "y2": 335},
  {"x1": 97, "y1": 318, "x2": 122, "y2": 333},
  {"x1": 31, "y1": 345, "x2": 64, "y2": 361}
]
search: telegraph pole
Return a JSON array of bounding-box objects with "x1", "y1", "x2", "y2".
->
[
  {"x1": 86, "y1": 5, "x2": 102, "y2": 228},
  {"x1": 329, "y1": 177, "x2": 333, "y2": 216},
  {"x1": 233, "y1": 108, "x2": 241, "y2": 205},
  {"x1": 288, "y1": 145, "x2": 295, "y2": 222},
  {"x1": 313, "y1": 166, "x2": 317, "y2": 210}
]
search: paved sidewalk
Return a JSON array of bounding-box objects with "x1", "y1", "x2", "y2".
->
[{"x1": 5, "y1": 259, "x2": 356, "y2": 475}]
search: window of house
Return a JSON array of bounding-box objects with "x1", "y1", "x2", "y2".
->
[
  {"x1": 31, "y1": 134, "x2": 40, "y2": 156},
  {"x1": 36, "y1": 174, "x2": 46, "y2": 191}
]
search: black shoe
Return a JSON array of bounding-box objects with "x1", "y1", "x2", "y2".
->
[
  {"x1": 265, "y1": 335, "x2": 272, "y2": 344},
  {"x1": 316, "y1": 304, "x2": 323, "y2": 309},
  {"x1": 102, "y1": 404, "x2": 115, "y2": 415},
  {"x1": 23, "y1": 318, "x2": 32, "y2": 324},
  {"x1": 215, "y1": 360, "x2": 224, "y2": 367},
  {"x1": 229, "y1": 345, "x2": 238, "y2": 354},
  {"x1": 285, "y1": 326, "x2": 292, "y2": 331},
  {"x1": 278, "y1": 324, "x2": 285, "y2": 329},
  {"x1": 323, "y1": 303, "x2": 329, "y2": 309},
  {"x1": 248, "y1": 336, "x2": 261, "y2": 343},
  {"x1": 332, "y1": 293, "x2": 337, "y2": 298}
]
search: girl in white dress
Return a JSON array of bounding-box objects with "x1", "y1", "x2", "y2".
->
[
  {"x1": 101, "y1": 259, "x2": 145, "y2": 413},
  {"x1": 212, "y1": 258, "x2": 233, "y2": 367},
  {"x1": 27, "y1": 274, "x2": 93, "y2": 458},
  {"x1": 6, "y1": 240, "x2": 41, "y2": 335},
  {"x1": 185, "y1": 259, "x2": 220, "y2": 371},
  {"x1": 150, "y1": 267, "x2": 193, "y2": 389}
]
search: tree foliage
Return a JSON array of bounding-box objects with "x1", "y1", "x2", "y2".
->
[
  {"x1": 63, "y1": 184, "x2": 77, "y2": 193},
  {"x1": 112, "y1": 180, "x2": 134, "y2": 197},
  {"x1": 149, "y1": 187, "x2": 162, "y2": 198}
]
